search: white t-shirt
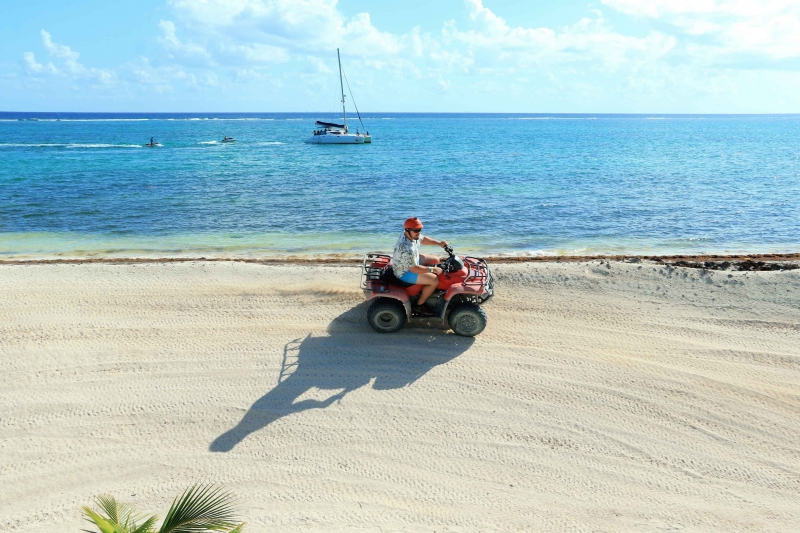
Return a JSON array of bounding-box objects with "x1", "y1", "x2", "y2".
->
[{"x1": 392, "y1": 232, "x2": 422, "y2": 277}]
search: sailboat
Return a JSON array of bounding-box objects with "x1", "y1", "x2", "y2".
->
[{"x1": 306, "y1": 49, "x2": 371, "y2": 144}]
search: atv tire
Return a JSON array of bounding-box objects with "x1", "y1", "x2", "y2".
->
[
  {"x1": 448, "y1": 302, "x2": 487, "y2": 337},
  {"x1": 367, "y1": 299, "x2": 406, "y2": 333}
]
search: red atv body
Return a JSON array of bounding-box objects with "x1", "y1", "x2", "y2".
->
[{"x1": 361, "y1": 246, "x2": 494, "y2": 336}]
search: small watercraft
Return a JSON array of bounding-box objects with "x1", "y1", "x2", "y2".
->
[
  {"x1": 144, "y1": 137, "x2": 162, "y2": 147},
  {"x1": 221, "y1": 136, "x2": 236, "y2": 143}
]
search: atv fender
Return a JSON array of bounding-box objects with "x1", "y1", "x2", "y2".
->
[
  {"x1": 368, "y1": 285, "x2": 413, "y2": 321},
  {"x1": 441, "y1": 284, "x2": 481, "y2": 319}
]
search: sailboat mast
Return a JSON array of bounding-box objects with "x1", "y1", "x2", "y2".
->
[{"x1": 337, "y1": 48, "x2": 347, "y2": 130}]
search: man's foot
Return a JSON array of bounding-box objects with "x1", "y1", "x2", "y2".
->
[{"x1": 412, "y1": 303, "x2": 435, "y2": 317}]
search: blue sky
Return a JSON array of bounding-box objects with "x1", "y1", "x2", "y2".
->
[{"x1": 2, "y1": 0, "x2": 799, "y2": 112}]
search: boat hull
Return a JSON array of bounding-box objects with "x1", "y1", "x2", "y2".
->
[{"x1": 305, "y1": 134, "x2": 366, "y2": 144}]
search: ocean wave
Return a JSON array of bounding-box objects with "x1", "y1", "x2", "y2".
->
[
  {"x1": 494, "y1": 250, "x2": 559, "y2": 257},
  {"x1": 255, "y1": 141, "x2": 284, "y2": 145},
  {"x1": 39, "y1": 119, "x2": 150, "y2": 122},
  {"x1": 162, "y1": 117, "x2": 275, "y2": 121},
  {"x1": 0, "y1": 143, "x2": 64, "y2": 147},
  {"x1": 199, "y1": 141, "x2": 220, "y2": 145},
  {"x1": 0, "y1": 143, "x2": 143, "y2": 148},
  {"x1": 80, "y1": 144, "x2": 141, "y2": 148},
  {"x1": 69, "y1": 143, "x2": 143, "y2": 148},
  {"x1": 515, "y1": 117, "x2": 597, "y2": 120}
]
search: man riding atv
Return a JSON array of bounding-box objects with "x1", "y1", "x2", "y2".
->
[
  {"x1": 393, "y1": 217, "x2": 449, "y2": 315},
  {"x1": 361, "y1": 221, "x2": 494, "y2": 336}
]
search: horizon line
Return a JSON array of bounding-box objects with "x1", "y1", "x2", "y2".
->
[{"x1": 3, "y1": 111, "x2": 800, "y2": 116}]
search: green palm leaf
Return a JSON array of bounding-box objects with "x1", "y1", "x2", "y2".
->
[
  {"x1": 82, "y1": 485, "x2": 242, "y2": 533},
  {"x1": 82, "y1": 495, "x2": 157, "y2": 533},
  {"x1": 132, "y1": 516, "x2": 159, "y2": 533},
  {"x1": 96, "y1": 495, "x2": 146, "y2": 529},
  {"x1": 158, "y1": 484, "x2": 242, "y2": 533},
  {"x1": 81, "y1": 507, "x2": 119, "y2": 533}
]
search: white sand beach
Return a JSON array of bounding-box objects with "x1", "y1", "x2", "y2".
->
[{"x1": 1, "y1": 260, "x2": 798, "y2": 532}]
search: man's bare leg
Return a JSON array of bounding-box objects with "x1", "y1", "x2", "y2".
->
[
  {"x1": 415, "y1": 272, "x2": 439, "y2": 306},
  {"x1": 419, "y1": 254, "x2": 440, "y2": 266}
]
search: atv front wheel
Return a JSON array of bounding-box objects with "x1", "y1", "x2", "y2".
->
[
  {"x1": 367, "y1": 299, "x2": 406, "y2": 333},
  {"x1": 448, "y1": 303, "x2": 487, "y2": 337}
]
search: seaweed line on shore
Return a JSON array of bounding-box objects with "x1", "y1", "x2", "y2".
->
[{"x1": 1, "y1": 252, "x2": 799, "y2": 270}]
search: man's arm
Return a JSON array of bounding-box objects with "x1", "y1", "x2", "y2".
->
[{"x1": 421, "y1": 235, "x2": 448, "y2": 248}]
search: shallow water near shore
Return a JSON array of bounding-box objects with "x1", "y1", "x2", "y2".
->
[{"x1": 1, "y1": 112, "x2": 799, "y2": 258}]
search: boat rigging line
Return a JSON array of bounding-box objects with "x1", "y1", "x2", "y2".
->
[{"x1": 341, "y1": 66, "x2": 366, "y2": 133}]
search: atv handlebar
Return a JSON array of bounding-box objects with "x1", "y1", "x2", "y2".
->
[{"x1": 435, "y1": 245, "x2": 463, "y2": 274}]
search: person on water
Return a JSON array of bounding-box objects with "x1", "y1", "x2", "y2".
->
[
  {"x1": 392, "y1": 217, "x2": 448, "y2": 314},
  {"x1": 149, "y1": 137, "x2": 154, "y2": 145}
]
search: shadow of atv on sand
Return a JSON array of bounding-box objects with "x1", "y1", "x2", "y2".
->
[{"x1": 210, "y1": 302, "x2": 474, "y2": 452}]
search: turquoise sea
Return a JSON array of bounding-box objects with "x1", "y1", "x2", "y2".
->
[{"x1": 1, "y1": 112, "x2": 798, "y2": 259}]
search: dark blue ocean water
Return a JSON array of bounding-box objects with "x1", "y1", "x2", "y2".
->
[{"x1": 1, "y1": 112, "x2": 798, "y2": 258}]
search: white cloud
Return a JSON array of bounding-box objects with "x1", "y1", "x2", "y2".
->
[
  {"x1": 602, "y1": 0, "x2": 797, "y2": 18},
  {"x1": 33, "y1": 30, "x2": 117, "y2": 86},
  {"x1": 218, "y1": 42, "x2": 290, "y2": 64},
  {"x1": 167, "y1": 0, "x2": 401, "y2": 58},
  {"x1": 41, "y1": 30, "x2": 81, "y2": 62},
  {"x1": 443, "y1": 1, "x2": 676, "y2": 71},
  {"x1": 123, "y1": 55, "x2": 224, "y2": 93},
  {"x1": 22, "y1": 52, "x2": 58, "y2": 74},
  {"x1": 602, "y1": 0, "x2": 800, "y2": 59},
  {"x1": 124, "y1": 56, "x2": 181, "y2": 93},
  {"x1": 158, "y1": 20, "x2": 213, "y2": 63},
  {"x1": 19, "y1": 30, "x2": 218, "y2": 97}
]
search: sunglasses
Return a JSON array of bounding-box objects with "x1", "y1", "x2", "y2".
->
[{"x1": 406, "y1": 228, "x2": 422, "y2": 234}]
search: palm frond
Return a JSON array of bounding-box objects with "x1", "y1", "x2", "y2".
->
[
  {"x1": 132, "y1": 515, "x2": 159, "y2": 533},
  {"x1": 226, "y1": 523, "x2": 246, "y2": 533},
  {"x1": 82, "y1": 496, "x2": 157, "y2": 533},
  {"x1": 81, "y1": 506, "x2": 120, "y2": 533},
  {"x1": 94, "y1": 496, "x2": 122, "y2": 525},
  {"x1": 158, "y1": 484, "x2": 240, "y2": 533},
  {"x1": 95, "y1": 494, "x2": 145, "y2": 529}
]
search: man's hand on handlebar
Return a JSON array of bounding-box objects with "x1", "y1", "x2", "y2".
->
[{"x1": 429, "y1": 266, "x2": 443, "y2": 275}]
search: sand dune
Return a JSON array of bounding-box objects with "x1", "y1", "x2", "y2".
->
[{"x1": 1, "y1": 260, "x2": 798, "y2": 532}]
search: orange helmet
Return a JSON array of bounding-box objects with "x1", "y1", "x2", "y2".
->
[{"x1": 404, "y1": 217, "x2": 423, "y2": 230}]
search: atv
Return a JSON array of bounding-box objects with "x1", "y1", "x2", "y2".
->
[{"x1": 360, "y1": 245, "x2": 494, "y2": 336}]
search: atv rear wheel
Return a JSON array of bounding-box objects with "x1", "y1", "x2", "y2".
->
[
  {"x1": 367, "y1": 299, "x2": 406, "y2": 333},
  {"x1": 448, "y1": 302, "x2": 487, "y2": 337}
]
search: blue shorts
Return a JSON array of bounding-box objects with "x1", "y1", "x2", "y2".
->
[{"x1": 399, "y1": 270, "x2": 419, "y2": 284}]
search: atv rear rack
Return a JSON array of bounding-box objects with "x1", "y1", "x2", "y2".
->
[{"x1": 361, "y1": 252, "x2": 392, "y2": 292}]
